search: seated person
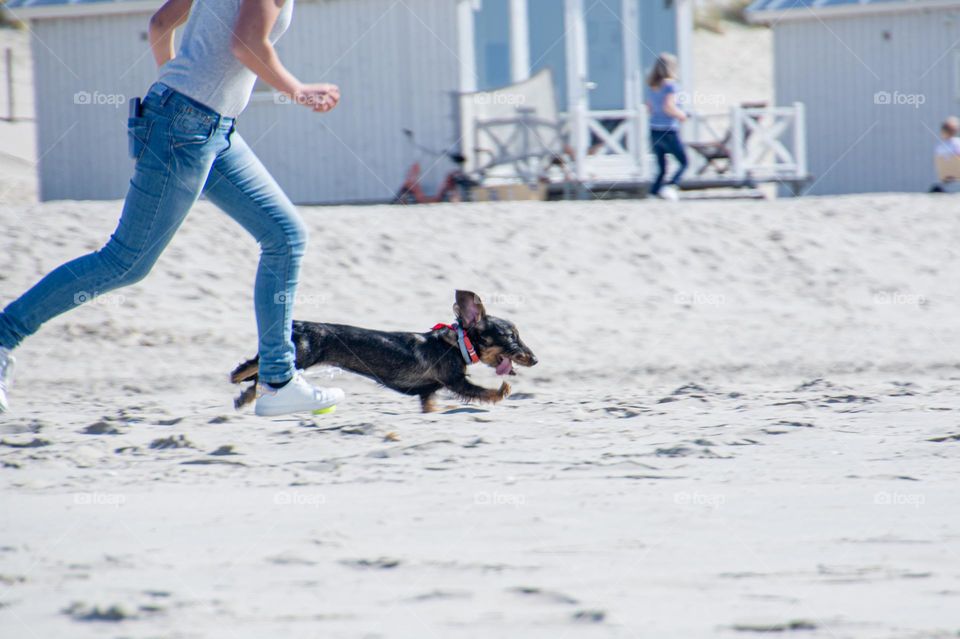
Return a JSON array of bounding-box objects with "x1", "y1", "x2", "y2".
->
[
  {"x1": 935, "y1": 116, "x2": 960, "y2": 157},
  {"x1": 932, "y1": 117, "x2": 960, "y2": 192}
]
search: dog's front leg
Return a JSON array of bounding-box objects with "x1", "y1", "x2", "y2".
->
[{"x1": 446, "y1": 376, "x2": 510, "y2": 405}]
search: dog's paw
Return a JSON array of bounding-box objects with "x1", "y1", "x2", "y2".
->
[{"x1": 497, "y1": 382, "x2": 511, "y2": 400}]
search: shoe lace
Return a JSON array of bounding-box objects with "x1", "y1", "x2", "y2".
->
[{"x1": 292, "y1": 371, "x2": 330, "y2": 400}]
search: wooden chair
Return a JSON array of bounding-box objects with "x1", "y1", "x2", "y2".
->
[{"x1": 687, "y1": 101, "x2": 766, "y2": 176}]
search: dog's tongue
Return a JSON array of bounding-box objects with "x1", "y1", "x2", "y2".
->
[{"x1": 496, "y1": 357, "x2": 514, "y2": 376}]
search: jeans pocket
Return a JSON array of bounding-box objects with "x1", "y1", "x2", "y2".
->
[
  {"x1": 171, "y1": 107, "x2": 215, "y2": 147},
  {"x1": 127, "y1": 116, "x2": 151, "y2": 161}
]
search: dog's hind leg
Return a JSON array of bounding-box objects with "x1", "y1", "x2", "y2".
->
[
  {"x1": 447, "y1": 377, "x2": 510, "y2": 405},
  {"x1": 230, "y1": 356, "x2": 260, "y2": 384}
]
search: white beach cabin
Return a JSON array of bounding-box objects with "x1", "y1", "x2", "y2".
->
[{"x1": 748, "y1": 0, "x2": 960, "y2": 195}]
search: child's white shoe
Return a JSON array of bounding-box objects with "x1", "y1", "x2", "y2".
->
[{"x1": 659, "y1": 185, "x2": 680, "y2": 201}]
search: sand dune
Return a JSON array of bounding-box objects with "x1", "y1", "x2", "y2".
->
[{"x1": 2, "y1": 194, "x2": 960, "y2": 638}]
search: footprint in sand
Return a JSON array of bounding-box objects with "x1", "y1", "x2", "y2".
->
[
  {"x1": 509, "y1": 586, "x2": 579, "y2": 605},
  {"x1": 148, "y1": 435, "x2": 194, "y2": 450},
  {"x1": 0, "y1": 437, "x2": 50, "y2": 448},
  {"x1": 62, "y1": 602, "x2": 132, "y2": 622},
  {"x1": 928, "y1": 433, "x2": 960, "y2": 443},
  {"x1": 406, "y1": 590, "x2": 472, "y2": 602},
  {"x1": 0, "y1": 419, "x2": 46, "y2": 435},
  {"x1": 732, "y1": 620, "x2": 817, "y2": 633},
  {"x1": 572, "y1": 609, "x2": 606, "y2": 623},
  {"x1": 209, "y1": 445, "x2": 239, "y2": 456},
  {"x1": 80, "y1": 421, "x2": 123, "y2": 435},
  {"x1": 340, "y1": 557, "x2": 402, "y2": 570}
]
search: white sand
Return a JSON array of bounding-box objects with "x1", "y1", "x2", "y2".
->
[
  {"x1": 694, "y1": 18, "x2": 772, "y2": 110},
  {"x1": 1, "y1": 12, "x2": 957, "y2": 639},
  {"x1": 2, "y1": 194, "x2": 960, "y2": 638}
]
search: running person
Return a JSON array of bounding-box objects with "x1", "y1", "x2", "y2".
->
[
  {"x1": 646, "y1": 52, "x2": 688, "y2": 200},
  {"x1": 0, "y1": 0, "x2": 343, "y2": 416}
]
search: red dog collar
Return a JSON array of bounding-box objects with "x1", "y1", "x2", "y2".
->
[{"x1": 433, "y1": 322, "x2": 480, "y2": 365}]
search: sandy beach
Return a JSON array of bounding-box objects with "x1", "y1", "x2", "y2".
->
[
  {"x1": 3, "y1": 4, "x2": 959, "y2": 637},
  {"x1": 2, "y1": 193, "x2": 960, "y2": 638}
]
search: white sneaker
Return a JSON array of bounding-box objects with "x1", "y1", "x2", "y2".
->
[
  {"x1": 254, "y1": 371, "x2": 344, "y2": 417},
  {"x1": 0, "y1": 347, "x2": 15, "y2": 414},
  {"x1": 659, "y1": 185, "x2": 680, "y2": 201}
]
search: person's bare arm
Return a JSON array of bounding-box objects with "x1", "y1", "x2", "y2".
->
[
  {"x1": 149, "y1": 0, "x2": 192, "y2": 67},
  {"x1": 231, "y1": 0, "x2": 339, "y2": 112},
  {"x1": 663, "y1": 92, "x2": 687, "y2": 122}
]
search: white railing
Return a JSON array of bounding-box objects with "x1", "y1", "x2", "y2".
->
[
  {"x1": 733, "y1": 103, "x2": 807, "y2": 179},
  {"x1": 688, "y1": 112, "x2": 729, "y2": 154},
  {"x1": 563, "y1": 107, "x2": 649, "y2": 183},
  {"x1": 688, "y1": 102, "x2": 808, "y2": 182},
  {"x1": 472, "y1": 107, "x2": 567, "y2": 184},
  {"x1": 467, "y1": 101, "x2": 809, "y2": 191},
  {"x1": 582, "y1": 109, "x2": 647, "y2": 181},
  {"x1": 570, "y1": 102, "x2": 807, "y2": 187}
]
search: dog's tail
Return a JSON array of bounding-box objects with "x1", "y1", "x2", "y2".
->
[{"x1": 230, "y1": 357, "x2": 259, "y2": 384}]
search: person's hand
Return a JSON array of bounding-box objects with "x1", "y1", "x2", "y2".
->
[{"x1": 293, "y1": 83, "x2": 340, "y2": 113}]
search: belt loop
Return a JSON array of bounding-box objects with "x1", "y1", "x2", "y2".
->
[{"x1": 157, "y1": 84, "x2": 174, "y2": 107}]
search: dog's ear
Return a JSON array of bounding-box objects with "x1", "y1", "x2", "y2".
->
[{"x1": 454, "y1": 290, "x2": 486, "y2": 328}]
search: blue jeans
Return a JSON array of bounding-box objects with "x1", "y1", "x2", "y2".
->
[
  {"x1": 650, "y1": 128, "x2": 688, "y2": 195},
  {"x1": 0, "y1": 83, "x2": 306, "y2": 384}
]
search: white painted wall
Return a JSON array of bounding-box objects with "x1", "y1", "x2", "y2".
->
[
  {"x1": 29, "y1": 0, "x2": 460, "y2": 204},
  {"x1": 32, "y1": 12, "x2": 156, "y2": 201},
  {"x1": 773, "y1": 9, "x2": 960, "y2": 194},
  {"x1": 239, "y1": 0, "x2": 460, "y2": 204}
]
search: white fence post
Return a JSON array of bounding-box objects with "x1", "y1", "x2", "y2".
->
[
  {"x1": 456, "y1": 0, "x2": 477, "y2": 93},
  {"x1": 621, "y1": 0, "x2": 642, "y2": 178},
  {"x1": 4, "y1": 48, "x2": 12, "y2": 123},
  {"x1": 730, "y1": 105, "x2": 744, "y2": 180},
  {"x1": 638, "y1": 108, "x2": 649, "y2": 181},
  {"x1": 794, "y1": 101, "x2": 807, "y2": 178},
  {"x1": 509, "y1": 0, "x2": 530, "y2": 83},
  {"x1": 564, "y1": 0, "x2": 589, "y2": 186}
]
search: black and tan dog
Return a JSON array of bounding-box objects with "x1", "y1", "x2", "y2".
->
[{"x1": 230, "y1": 290, "x2": 537, "y2": 413}]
